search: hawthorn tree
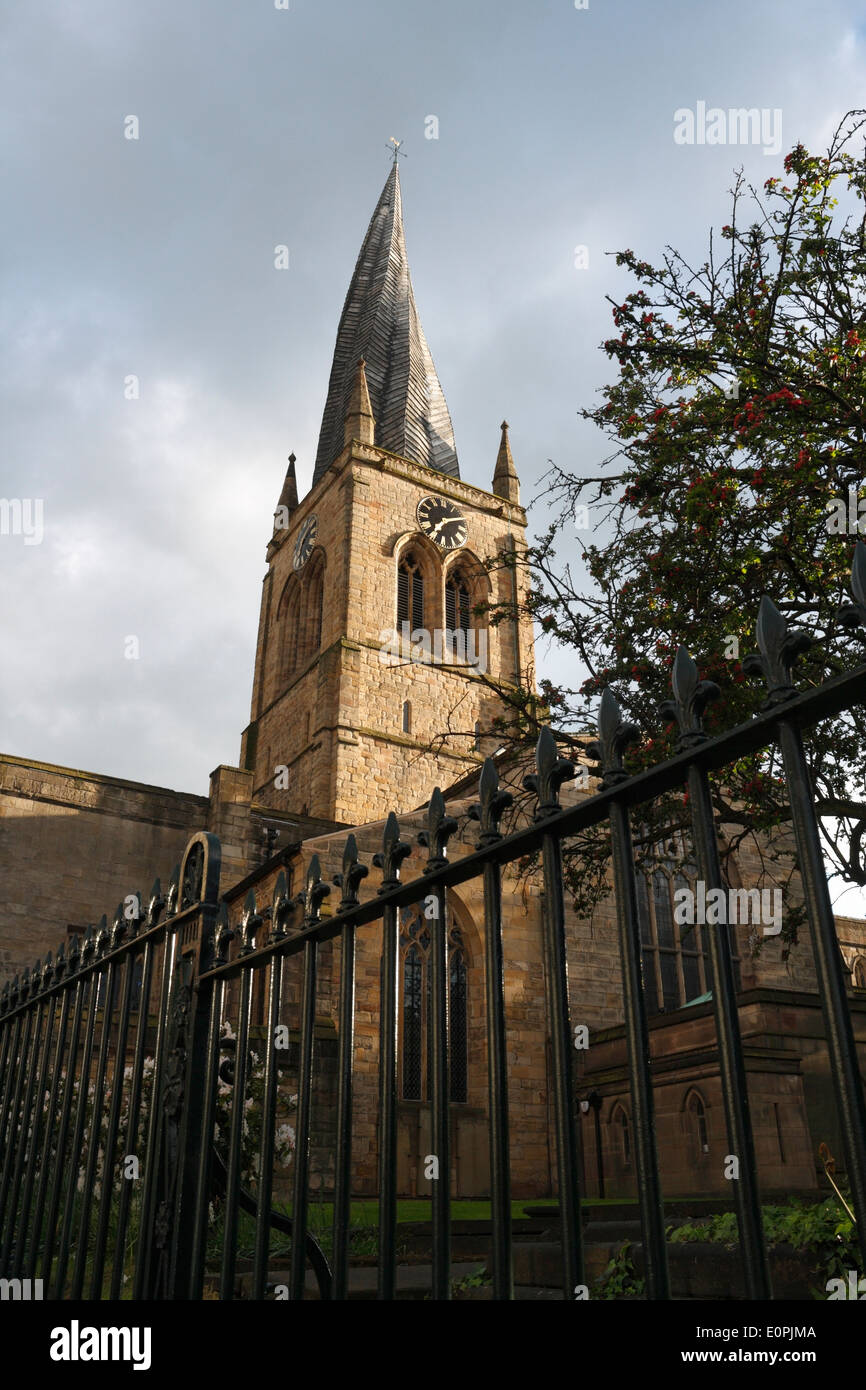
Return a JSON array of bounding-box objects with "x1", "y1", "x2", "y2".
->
[{"x1": 478, "y1": 111, "x2": 866, "y2": 940}]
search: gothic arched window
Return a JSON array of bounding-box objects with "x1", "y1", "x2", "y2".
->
[
  {"x1": 399, "y1": 904, "x2": 468, "y2": 1103},
  {"x1": 301, "y1": 553, "x2": 325, "y2": 663},
  {"x1": 686, "y1": 1089, "x2": 710, "y2": 1155},
  {"x1": 611, "y1": 1104, "x2": 631, "y2": 1165},
  {"x1": 397, "y1": 552, "x2": 425, "y2": 633},
  {"x1": 445, "y1": 571, "x2": 471, "y2": 636},
  {"x1": 854, "y1": 957, "x2": 866, "y2": 989},
  {"x1": 402, "y1": 700, "x2": 411, "y2": 734},
  {"x1": 279, "y1": 582, "x2": 301, "y2": 684},
  {"x1": 635, "y1": 842, "x2": 741, "y2": 1016}
]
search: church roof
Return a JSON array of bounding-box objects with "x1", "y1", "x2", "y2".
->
[{"x1": 312, "y1": 161, "x2": 460, "y2": 486}]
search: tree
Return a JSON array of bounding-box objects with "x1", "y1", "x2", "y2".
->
[{"x1": 480, "y1": 112, "x2": 866, "y2": 939}]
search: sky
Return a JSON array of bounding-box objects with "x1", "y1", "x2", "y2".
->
[{"x1": 2, "y1": 0, "x2": 865, "y2": 902}]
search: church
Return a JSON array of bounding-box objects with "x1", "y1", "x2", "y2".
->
[{"x1": 2, "y1": 160, "x2": 865, "y2": 1202}]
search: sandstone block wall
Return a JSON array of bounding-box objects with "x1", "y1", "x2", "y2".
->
[{"x1": 0, "y1": 754, "x2": 207, "y2": 987}]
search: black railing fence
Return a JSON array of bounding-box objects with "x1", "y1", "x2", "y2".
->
[{"x1": 2, "y1": 547, "x2": 866, "y2": 1301}]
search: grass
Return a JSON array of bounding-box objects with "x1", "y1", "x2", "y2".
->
[
  {"x1": 205, "y1": 1198, "x2": 547, "y2": 1265},
  {"x1": 306, "y1": 1198, "x2": 534, "y2": 1224}
]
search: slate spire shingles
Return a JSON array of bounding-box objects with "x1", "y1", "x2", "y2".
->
[{"x1": 312, "y1": 162, "x2": 459, "y2": 485}]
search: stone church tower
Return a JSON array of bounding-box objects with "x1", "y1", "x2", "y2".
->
[{"x1": 239, "y1": 161, "x2": 533, "y2": 825}]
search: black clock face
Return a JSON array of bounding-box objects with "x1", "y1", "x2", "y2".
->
[
  {"x1": 293, "y1": 514, "x2": 318, "y2": 570},
  {"x1": 417, "y1": 495, "x2": 468, "y2": 551}
]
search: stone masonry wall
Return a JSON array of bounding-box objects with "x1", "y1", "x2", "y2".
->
[
  {"x1": 0, "y1": 755, "x2": 207, "y2": 987},
  {"x1": 242, "y1": 440, "x2": 534, "y2": 827}
]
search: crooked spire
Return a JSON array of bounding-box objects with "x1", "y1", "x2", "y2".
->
[{"x1": 312, "y1": 162, "x2": 459, "y2": 486}]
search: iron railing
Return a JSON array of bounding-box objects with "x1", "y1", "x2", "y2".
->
[{"x1": 1, "y1": 547, "x2": 866, "y2": 1299}]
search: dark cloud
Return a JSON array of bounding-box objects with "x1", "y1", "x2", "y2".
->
[{"x1": 1, "y1": 0, "x2": 862, "y2": 803}]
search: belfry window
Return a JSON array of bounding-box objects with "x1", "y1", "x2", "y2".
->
[
  {"x1": 397, "y1": 553, "x2": 424, "y2": 632},
  {"x1": 301, "y1": 554, "x2": 325, "y2": 663},
  {"x1": 399, "y1": 904, "x2": 468, "y2": 1103},
  {"x1": 445, "y1": 573, "x2": 471, "y2": 635}
]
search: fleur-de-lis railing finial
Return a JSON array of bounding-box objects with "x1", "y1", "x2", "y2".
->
[
  {"x1": 145, "y1": 878, "x2": 165, "y2": 930},
  {"x1": 67, "y1": 935, "x2": 81, "y2": 974},
  {"x1": 165, "y1": 865, "x2": 181, "y2": 918},
  {"x1": 112, "y1": 904, "x2": 128, "y2": 950},
  {"x1": 240, "y1": 889, "x2": 262, "y2": 954},
  {"x1": 742, "y1": 596, "x2": 811, "y2": 705},
  {"x1": 469, "y1": 757, "x2": 514, "y2": 845},
  {"x1": 373, "y1": 812, "x2": 411, "y2": 892},
  {"x1": 586, "y1": 688, "x2": 640, "y2": 789},
  {"x1": 524, "y1": 726, "x2": 576, "y2": 818},
  {"x1": 839, "y1": 540, "x2": 866, "y2": 633},
  {"x1": 215, "y1": 901, "x2": 235, "y2": 963},
  {"x1": 30, "y1": 957, "x2": 44, "y2": 995},
  {"x1": 334, "y1": 834, "x2": 369, "y2": 911},
  {"x1": 42, "y1": 950, "x2": 55, "y2": 990},
  {"x1": 53, "y1": 942, "x2": 66, "y2": 982},
  {"x1": 418, "y1": 788, "x2": 458, "y2": 872},
  {"x1": 659, "y1": 645, "x2": 721, "y2": 751},
  {"x1": 271, "y1": 869, "x2": 293, "y2": 940},
  {"x1": 299, "y1": 854, "x2": 330, "y2": 926},
  {"x1": 95, "y1": 914, "x2": 110, "y2": 957},
  {"x1": 125, "y1": 893, "x2": 143, "y2": 939},
  {"x1": 0, "y1": 982, "x2": 8, "y2": 1016},
  {"x1": 20, "y1": 966, "x2": 31, "y2": 1002},
  {"x1": 81, "y1": 923, "x2": 96, "y2": 965}
]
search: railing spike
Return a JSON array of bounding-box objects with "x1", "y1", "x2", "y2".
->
[
  {"x1": 659, "y1": 644, "x2": 720, "y2": 750},
  {"x1": 418, "y1": 788, "x2": 458, "y2": 871},
  {"x1": 146, "y1": 878, "x2": 165, "y2": 929},
  {"x1": 240, "y1": 888, "x2": 262, "y2": 953},
  {"x1": 300, "y1": 853, "x2": 330, "y2": 926},
  {"x1": 271, "y1": 869, "x2": 293, "y2": 939},
  {"x1": 96, "y1": 914, "x2": 110, "y2": 955},
  {"x1": 373, "y1": 811, "x2": 411, "y2": 891},
  {"x1": 165, "y1": 864, "x2": 181, "y2": 918},
  {"x1": 524, "y1": 725, "x2": 576, "y2": 817},
  {"x1": 334, "y1": 833, "x2": 368, "y2": 911},
  {"x1": 743, "y1": 595, "x2": 811, "y2": 705},
  {"x1": 586, "y1": 688, "x2": 640, "y2": 789},
  {"x1": 216, "y1": 901, "x2": 235, "y2": 963},
  {"x1": 469, "y1": 757, "x2": 514, "y2": 845}
]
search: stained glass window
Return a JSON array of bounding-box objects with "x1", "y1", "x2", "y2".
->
[
  {"x1": 402, "y1": 945, "x2": 423, "y2": 1100},
  {"x1": 398, "y1": 904, "x2": 469, "y2": 1103}
]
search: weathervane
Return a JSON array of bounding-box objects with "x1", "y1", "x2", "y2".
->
[{"x1": 387, "y1": 137, "x2": 406, "y2": 164}]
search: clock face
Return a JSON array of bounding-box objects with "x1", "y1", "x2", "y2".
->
[
  {"x1": 417, "y1": 495, "x2": 468, "y2": 551},
  {"x1": 293, "y1": 514, "x2": 318, "y2": 570}
]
